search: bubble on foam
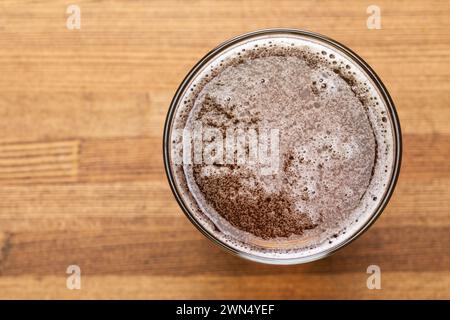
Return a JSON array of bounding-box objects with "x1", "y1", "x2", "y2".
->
[{"x1": 168, "y1": 33, "x2": 397, "y2": 261}]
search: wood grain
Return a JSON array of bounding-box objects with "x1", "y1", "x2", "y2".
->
[{"x1": 0, "y1": 0, "x2": 449, "y2": 299}]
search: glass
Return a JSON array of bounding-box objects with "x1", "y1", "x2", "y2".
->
[{"x1": 163, "y1": 29, "x2": 402, "y2": 265}]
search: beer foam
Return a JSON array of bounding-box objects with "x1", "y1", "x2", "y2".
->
[{"x1": 168, "y1": 33, "x2": 396, "y2": 261}]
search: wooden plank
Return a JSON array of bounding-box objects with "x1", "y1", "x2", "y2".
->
[{"x1": 0, "y1": 273, "x2": 448, "y2": 299}]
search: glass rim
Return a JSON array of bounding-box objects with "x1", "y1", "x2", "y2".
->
[{"x1": 162, "y1": 28, "x2": 402, "y2": 265}]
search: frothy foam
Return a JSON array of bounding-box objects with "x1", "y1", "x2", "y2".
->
[{"x1": 168, "y1": 33, "x2": 396, "y2": 261}]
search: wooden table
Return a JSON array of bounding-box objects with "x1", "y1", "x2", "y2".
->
[{"x1": 0, "y1": 0, "x2": 448, "y2": 299}]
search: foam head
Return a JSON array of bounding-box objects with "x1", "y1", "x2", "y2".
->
[{"x1": 166, "y1": 31, "x2": 399, "y2": 263}]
